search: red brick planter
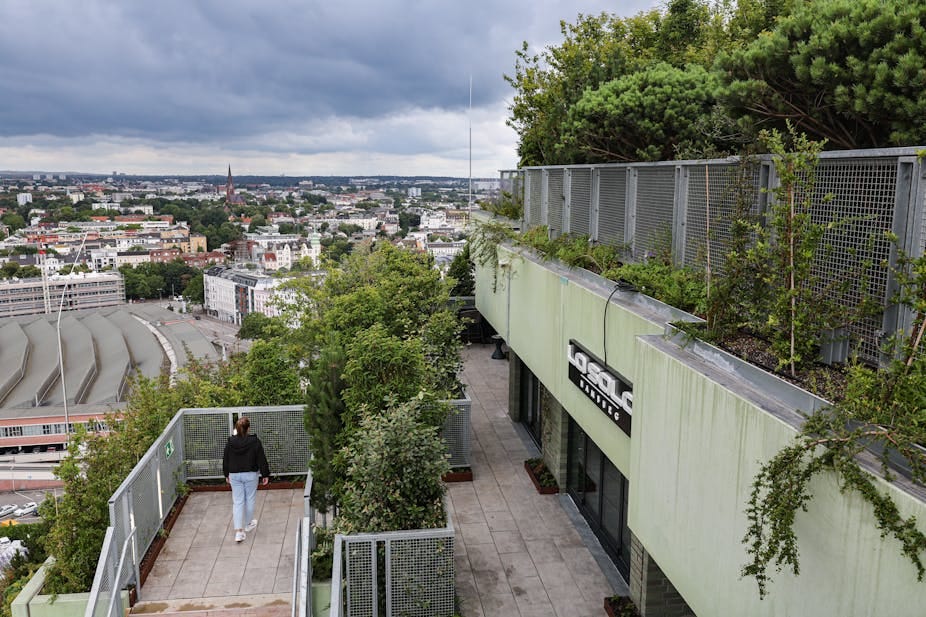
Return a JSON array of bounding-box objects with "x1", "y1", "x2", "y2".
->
[
  {"x1": 189, "y1": 480, "x2": 305, "y2": 492},
  {"x1": 442, "y1": 468, "x2": 474, "y2": 483},
  {"x1": 524, "y1": 460, "x2": 559, "y2": 494},
  {"x1": 604, "y1": 596, "x2": 641, "y2": 617}
]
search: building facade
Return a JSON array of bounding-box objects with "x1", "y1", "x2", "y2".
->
[
  {"x1": 0, "y1": 271, "x2": 125, "y2": 317},
  {"x1": 203, "y1": 265, "x2": 282, "y2": 324},
  {"x1": 476, "y1": 147, "x2": 926, "y2": 617}
]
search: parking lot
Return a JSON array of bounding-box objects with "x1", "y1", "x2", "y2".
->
[{"x1": 0, "y1": 489, "x2": 56, "y2": 524}]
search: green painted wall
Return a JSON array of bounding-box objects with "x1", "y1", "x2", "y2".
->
[
  {"x1": 475, "y1": 245, "x2": 677, "y2": 478},
  {"x1": 477, "y1": 245, "x2": 926, "y2": 615},
  {"x1": 630, "y1": 335, "x2": 926, "y2": 617}
]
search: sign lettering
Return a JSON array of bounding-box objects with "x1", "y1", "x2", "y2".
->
[{"x1": 567, "y1": 340, "x2": 633, "y2": 436}]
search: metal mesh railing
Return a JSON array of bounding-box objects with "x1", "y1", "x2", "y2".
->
[
  {"x1": 598, "y1": 167, "x2": 627, "y2": 246},
  {"x1": 515, "y1": 149, "x2": 926, "y2": 366},
  {"x1": 684, "y1": 162, "x2": 762, "y2": 273},
  {"x1": 634, "y1": 166, "x2": 676, "y2": 259},
  {"x1": 808, "y1": 158, "x2": 898, "y2": 361},
  {"x1": 569, "y1": 169, "x2": 593, "y2": 236},
  {"x1": 85, "y1": 405, "x2": 311, "y2": 617},
  {"x1": 547, "y1": 169, "x2": 565, "y2": 237},
  {"x1": 345, "y1": 539, "x2": 376, "y2": 617},
  {"x1": 182, "y1": 405, "x2": 309, "y2": 479},
  {"x1": 387, "y1": 535, "x2": 454, "y2": 617},
  {"x1": 329, "y1": 499, "x2": 455, "y2": 617},
  {"x1": 526, "y1": 170, "x2": 542, "y2": 227},
  {"x1": 443, "y1": 394, "x2": 471, "y2": 468}
]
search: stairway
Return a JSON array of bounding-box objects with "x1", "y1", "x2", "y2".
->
[{"x1": 130, "y1": 593, "x2": 291, "y2": 617}]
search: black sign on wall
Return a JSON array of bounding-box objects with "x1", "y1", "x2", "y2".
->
[{"x1": 567, "y1": 340, "x2": 633, "y2": 436}]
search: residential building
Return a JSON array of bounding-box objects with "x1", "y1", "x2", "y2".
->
[
  {"x1": 16, "y1": 193, "x2": 32, "y2": 206},
  {"x1": 203, "y1": 265, "x2": 282, "y2": 324}
]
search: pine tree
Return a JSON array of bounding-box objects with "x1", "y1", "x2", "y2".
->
[{"x1": 304, "y1": 336, "x2": 347, "y2": 514}]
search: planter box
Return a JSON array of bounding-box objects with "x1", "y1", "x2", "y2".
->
[
  {"x1": 604, "y1": 596, "x2": 640, "y2": 617},
  {"x1": 443, "y1": 389, "x2": 472, "y2": 468},
  {"x1": 631, "y1": 332, "x2": 926, "y2": 617},
  {"x1": 524, "y1": 460, "x2": 559, "y2": 494},
  {"x1": 11, "y1": 557, "x2": 128, "y2": 617},
  {"x1": 442, "y1": 468, "x2": 473, "y2": 483}
]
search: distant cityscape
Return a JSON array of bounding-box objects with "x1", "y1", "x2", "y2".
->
[{"x1": 0, "y1": 166, "x2": 503, "y2": 455}]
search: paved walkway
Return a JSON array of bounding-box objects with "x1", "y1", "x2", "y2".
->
[
  {"x1": 452, "y1": 344, "x2": 620, "y2": 617},
  {"x1": 140, "y1": 487, "x2": 302, "y2": 601},
  {"x1": 137, "y1": 343, "x2": 620, "y2": 616}
]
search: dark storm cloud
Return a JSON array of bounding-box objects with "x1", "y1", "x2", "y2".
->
[{"x1": 0, "y1": 0, "x2": 638, "y2": 150}]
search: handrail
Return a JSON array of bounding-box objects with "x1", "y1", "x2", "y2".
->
[
  {"x1": 83, "y1": 527, "x2": 115, "y2": 617},
  {"x1": 329, "y1": 535, "x2": 343, "y2": 617},
  {"x1": 105, "y1": 526, "x2": 138, "y2": 617},
  {"x1": 291, "y1": 520, "x2": 302, "y2": 617}
]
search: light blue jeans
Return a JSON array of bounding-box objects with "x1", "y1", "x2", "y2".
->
[{"x1": 229, "y1": 471, "x2": 259, "y2": 530}]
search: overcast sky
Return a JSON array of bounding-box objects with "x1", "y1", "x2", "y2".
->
[{"x1": 0, "y1": 0, "x2": 656, "y2": 178}]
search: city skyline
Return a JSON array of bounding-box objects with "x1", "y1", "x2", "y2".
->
[{"x1": 0, "y1": 0, "x2": 656, "y2": 178}]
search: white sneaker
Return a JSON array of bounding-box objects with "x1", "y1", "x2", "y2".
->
[
  {"x1": 245, "y1": 519, "x2": 258, "y2": 532},
  {"x1": 235, "y1": 530, "x2": 246, "y2": 543}
]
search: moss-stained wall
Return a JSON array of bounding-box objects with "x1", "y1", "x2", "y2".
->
[
  {"x1": 475, "y1": 244, "x2": 683, "y2": 478},
  {"x1": 630, "y1": 335, "x2": 926, "y2": 617}
]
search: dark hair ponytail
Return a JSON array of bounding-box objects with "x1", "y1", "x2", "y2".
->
[{"x1": 235, "y1": 416, "x2": 250, "y2": 436}]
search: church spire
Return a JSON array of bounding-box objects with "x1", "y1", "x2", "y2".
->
[{"x1": 226, "y1": 165, "x2": 234, "y2": 204}]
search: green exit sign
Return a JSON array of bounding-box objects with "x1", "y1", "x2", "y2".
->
[{"x1": 165, "y1": 439, "x2": 174, "y2": 459}]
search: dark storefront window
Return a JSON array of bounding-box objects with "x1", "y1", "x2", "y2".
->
[
  {"x1": 567, "y1": 418, "x2": 631, "y2": 579},
  {"x1": 519, "y1": 360, "x2": 543, "y2": 447}
]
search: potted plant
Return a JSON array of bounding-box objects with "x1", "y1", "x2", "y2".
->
[{"x1": 524, "y1": 457, "x2": 559, "y2": 494}]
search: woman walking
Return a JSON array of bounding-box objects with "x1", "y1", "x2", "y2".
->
[{"x1": 223, "y1": 416, "x2": 270, "y2": 543}]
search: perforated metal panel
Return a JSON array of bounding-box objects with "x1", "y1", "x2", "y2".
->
[
  {"x1": 183, "y1": 411, "x2": 231, "y2": 478},
  {"x1": 547, "y1": 169, "x2": 565, "y2": 236},
  {"x1": 569, "y1": 169, "x2": 592, "y2": 236},
  {"x1": 132, "y1": 457, "x2": 162, "y2": 551},
  {"x1": 89, "y1": 529, "x2": 118, "y2": 617},
  {"x1": 443, "y1": 397, "x2": 471, "y2": 468},
  {"x1": 388, "y1": 536, "x2": 454, "y2": 617},
  {"x1": 807, "y1": 159, "x2": 898, "y2": 363},
  {"x1": 526, "y1": 170, "x2": 543, "y2": 228},
  {"x1": 346, "y1": 539, "x2": 376, "y2": 617},
  {"x1": 684, "y1": 163, "x2": 762, "y2": 272},
  {"x1": 598, "y1": 167, "x2": 627, "y2": 246},
  {"x1": 634, "y1": 167, "x2": 676, "y2": 258},
  {"x1": 249, "y1": 408, "x2": 311, "y2": 475}
]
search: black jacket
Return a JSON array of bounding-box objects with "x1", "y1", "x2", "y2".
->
[{"x1": 223, "y1": 434, "x2": 270, "y2": 478}]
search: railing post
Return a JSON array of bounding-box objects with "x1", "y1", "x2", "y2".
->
[
  {"x1": 673, "y1": 164, "x2": 689, "y2": 267},
  {"x1": 625, "y1": 168, "x2": 638, "y2": 254},
  {"x1": 590, "y1": 168, "x2": 601, "y2": 243}
]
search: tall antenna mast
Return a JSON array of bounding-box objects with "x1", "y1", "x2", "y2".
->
[{"x1": 468, "y1": 75, "x2": 473, "y2": 208}]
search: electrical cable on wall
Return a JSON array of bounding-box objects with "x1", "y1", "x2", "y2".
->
[{"x1": 603, "y1": 279, "x2": 638, "y2": 366}]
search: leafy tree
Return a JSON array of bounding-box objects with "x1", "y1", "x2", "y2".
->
[
  {"x1": 248, "y1": 214, "x2": 266, "y2": 232},
  {"x1": 506, "y1": 11, "x2": 658, "y2": 165},
  {"x1": 336, "y1": 399, "x2": 450, "y2": 534},
  {"x1": 230, "y1": 339, "x2": 302, "y2": 406},
  {"x1": 320, "y1": 237, "x2": 351, "y2": 262},
  {"x1": 58, "y1": 263, "x2": 91, "y2": 275},
  {"x1": 182, "y1": 271, "x2": 205, "y2": 305},
  {"x1": 341, "y1": 325, "x2": 426, "y2": 423},
  {"x1": 337, "y1": 223, "x2": 363, "y2": 235},
  {"x1": 0, "y1": 213, "x2": 25, "y2": 232},
  {"x1": 720, "y1": 0, "x2": 926, "y2": 149},
  {"x1": 237, "y1": 312, "x2": 277, "y2": 340}
]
